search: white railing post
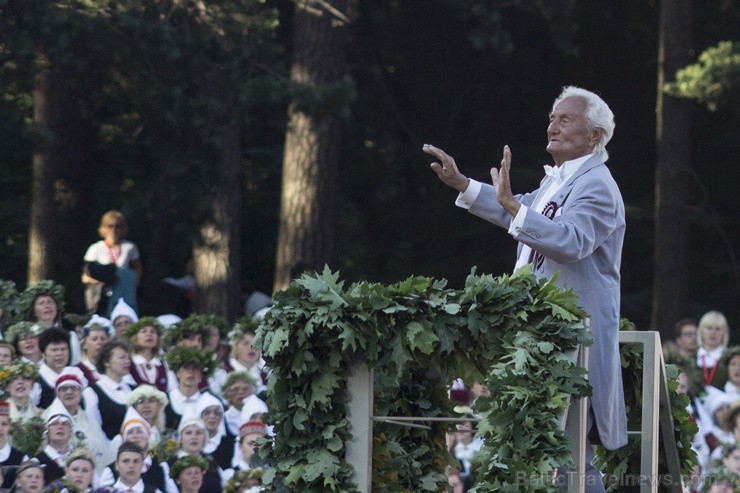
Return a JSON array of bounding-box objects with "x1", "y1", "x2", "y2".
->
[{"x1": 346, "y1": 363, "x2": 373, "y2": 493}]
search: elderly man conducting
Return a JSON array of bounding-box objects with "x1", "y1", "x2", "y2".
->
[{"x1": 423, "y1": 86, "x2": 627, "y2": 492}]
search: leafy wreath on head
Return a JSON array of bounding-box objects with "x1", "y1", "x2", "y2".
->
[
  {"x1": 225, "y1": 468, "x2": 264, "y2": 493},
  {"x1": 169, "y1": 454, "x2": 209, "y2": 479},
  {"x1": 228, "y1": 314, "x2": 260, "y2": 346},
  {"x1": 165, "y1": 314, "x2": 214, "y2": 347},
  {"x1": 125, "y1": 316, "x2": 165, "y2": 340},
  {"x1": 4, "y1": 321, "x2": 44, "y2": 345},
  {"x1": 14, "y1": 280, "x2": 65, "y2": 324},
  {"x1": 165, "y1": 346, "x2": 219, "y2": 377}
]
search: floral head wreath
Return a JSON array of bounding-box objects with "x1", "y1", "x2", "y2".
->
[
  {"x1": 0, "y1": 360, "x2": 40, "y2": 390},
  {"x1": 169, "y1": 454, "x2": 209, "y2": 479},
  {"x1": 165, "y1": 346, "x2": 219, "y2": 377},
  {"x1": 227, "y1": 314, "x2": 260, "y2": 346},
  {"x1": 15, "y1": 280, "x2": 65, "y2": 323},
  {"x1": 125, "y1": 316, "x2": 165, "y2": 340},
  {"x1": 164, "y1": 314, "x2": 212, "y2": 347},
  {"x1": 5, "y1": 321, "x2": 45, "y2": 345},
  {"x1": 224, "y1": 468, "x2": 264, "y2": 493}
]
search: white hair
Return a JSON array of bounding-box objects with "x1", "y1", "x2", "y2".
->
[{"x1": 552, "y1": 86, "x2": 615, "y2": 162}]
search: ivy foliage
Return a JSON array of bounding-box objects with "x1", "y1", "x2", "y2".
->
[{"x1": 255, "y1": 266, "x2": 593, "y2": 492}]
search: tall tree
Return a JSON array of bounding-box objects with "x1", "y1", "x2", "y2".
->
[
  {"x1": 273, "y1": 0, "x2": 357, "y2": 291},
  {"x1": 28, "y1": 60, "x2": 62, "y2": 285},
  {"x1": 651, "y1": 0, "x2": 693, "y2": 338}
]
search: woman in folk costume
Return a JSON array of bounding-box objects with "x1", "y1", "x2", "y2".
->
[
  {"x1": 82, "y1": 340, "x2": 133, "y2": 441},
  {"x1": 98, "y1": 407, "x2": 171, "y2": 493},
  {"x1": 109, "y1": 298, "x2": 138, "y2": 342},
  {"x1": 4, "y1": 322, "x2": 43, "y2": 366},
  {"x1": 164, "y1": 347, "x2": 218, "y2": 431},
  {"x1": 164, "y1": 414, "x2": 224, "y2": 493},
  {"x1": 696, "y1": 310, "x2": 731, "y2": 390},
  {"x1": 128, "y1": 385, "x2": 169, "y2": 448},
  {"x1": 232, "y1": 421, "x2": 267, "y2": 472},
  {"x1": 16, "y1": 280, "x2": 81, "y2": 366},
  {"x1": 0, "y1": 401, "x2": 28, "y2": 489},
  {"x1": 33, "y1": 400, "x2": 77, "y2": 484},
  {"x1": 42, "y1": 367, "x2": 113, "y2": 473},
  {"x1": 0, "y1": 360, "x2": 41, "y2": 422},
  {"x1": 127, "y1": 318, "x2": 169, "y2": 393},
  {"x1": 223, "y1": 316, "x2": 267, "y2": 398},
  {"x1": 220, "y1": 372, "x2": 264, "y2": 438},
  {"x1": 36, "y1": 328, "x2": 71, "y2": 409},
  {"x1": 196, "y1": 392, "x2": 236, "y2": 472},
  {"x1": 76, "y1": 315, "x2": 112, "y2": 385}
]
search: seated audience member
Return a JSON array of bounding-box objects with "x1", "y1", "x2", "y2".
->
[
  {"x1": 127, "y1": 317, "x2": 169, "y2": 392},
  {"x1": 77, "y1": 315, "x2": 112, "y2": 384},
  {"x1": 1, "y1": 360, "x2": 40, "y2": 421},
  {"x1": 109, "y1": 297, "x2": 139, "y2": 341},
  {"x1": 63, "y1": 448, "x2": 97, "y2": 493},
  {"x1": 197, "y1": 393, "x2": 235, "y2": 472},
  {"x1": 83, "y1": 340, "x2": 133, "y2": 440},
  {"x1": 224, "y1": 317, "x2": 267, "y2": 398},
  {"x1": 233, "y1": 421, "x2": 267, "y2": 472},
  {"x1": 166, "y1": 415, "x2": 224, "y2": 493},
  {"x1": 722, "y1": 346, "x2": 740, "y2": 399},
  {"x1": 164, "y1": 346, "x2": 218, "y2": 430},
  {"x1": 43, "y1": 367, "x2": 113, "y2": 472},
  {"x1": 34, "y1": 401, "x2": 76, "y2": 483},
  {"x1": 672, "y1": 318, "x2": 699, "y2": 359},
  {"x1": 0, "y1": 401, "x2": 28, "y2": 489},
  {"x1": 112, "y1": 441, "x2": 163, "y2": 493},
  {"x1": 128, "y1": 385, "x2": 169, "y2": 447},
  {"x1": 221, "y1": 372, "x2": 263, "y2": 437},
  {"x1": 703, "y1": 391, "x2": 736, "y2": 459},
  {"x1": 0, "y1": 341, "x2": 15, "y2": 365},
  {"x1": 37, "y1": 328, "x2": 71, "y2": 409},
  {"x1": 100, "y1": 408, "x2": 170, "y2": 492},
  {"x1": 169, "y1": 455, "x2": 208, "y2": 493},
  {"x1": 697, "y1": 311, "x2": 731, "y2": 390},
  {"x1": 18, "y1": 281, "x2": 80, "y2": 366},
  {"x1": 202, "y1": 315, "x2": 231, "y2": 369},
  {"x1": 5, "y1": 322, "x2": 43, "y2": 365},
  {"x1": 12, "y1": 459, "x2": 45, "y2": 493}
]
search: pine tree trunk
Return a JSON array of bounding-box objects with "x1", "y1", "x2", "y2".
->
[
  {"x1": 28, "y1": 64, "x2": 62, "y2": 285},
  {"x1": 273, "y1": 0, "x2": 356, "y2": 291},
  {"x1": 192, "y1": 118, "x2": 242, "y2": 319},
  {"x1": 651, "y1": 0, "x2": 693, "y2": 338}
]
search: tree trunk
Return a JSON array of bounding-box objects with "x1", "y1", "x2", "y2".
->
[
  {"x1": 273, "y1": 0, "x2": 356, "y2": 292},
  {"x1": 193, "y1": 69, "x2": 243, "y2": 320},
  {"x1": 651, "y1": 0, "x2": 693, "y2": 339},
  {"x1": 192, "y1": 120, "x2": 242, "y2": 320},
  {"x1": 28, "y1": 63, "x2": 63, "y2": 286}
]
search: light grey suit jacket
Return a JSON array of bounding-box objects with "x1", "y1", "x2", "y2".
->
[{"x1": 467, "y1": 154, "x2": 628, "y2": 450}]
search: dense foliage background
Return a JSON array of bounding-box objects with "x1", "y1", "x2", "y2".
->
[{"x1": 0, "y1": 0, "x2": 738, "y2": 336}]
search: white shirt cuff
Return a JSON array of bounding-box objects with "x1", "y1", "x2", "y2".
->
[
  {"x1": 454, "y1": 179, "x2": 482, "y2": 209},
  {"x1": 508, "y1": 205, "x2": 529, "y2": 236}
]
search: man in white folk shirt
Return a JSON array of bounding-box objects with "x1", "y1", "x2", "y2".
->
[{"x1": 423, "y1": 86, "x2": 627, "y2": 493}]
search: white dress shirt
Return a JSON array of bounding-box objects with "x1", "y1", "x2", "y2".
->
[{"x1": 455, "y1": 154, "x2": 593, "y2": 271}]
